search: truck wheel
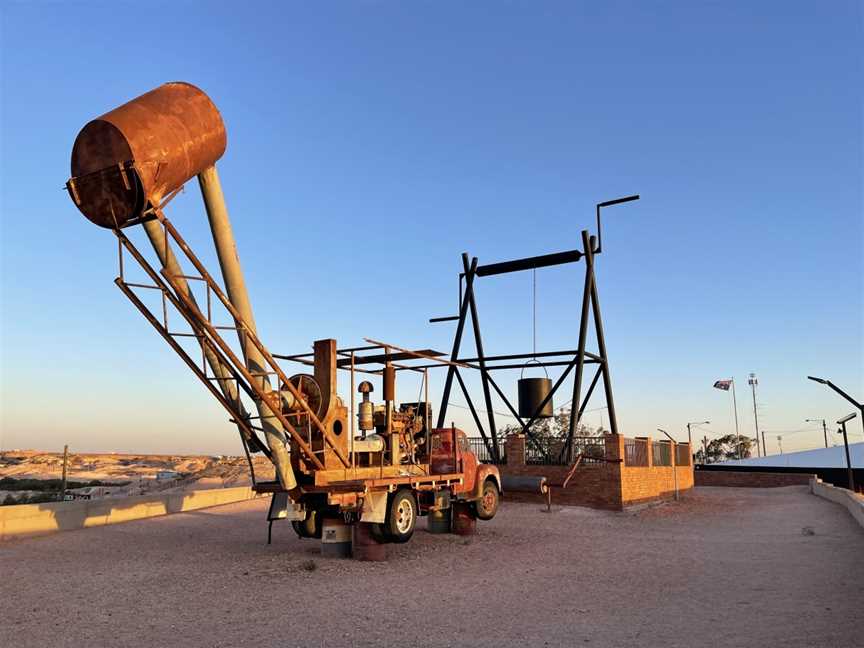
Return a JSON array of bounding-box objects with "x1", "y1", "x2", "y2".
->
[
  {"x1": 385, "y1": 490, "x2": 417, "y2": 543},
  {"x1": 291, "y1": 510, "x2": 322, "y2": 539},
  {"x1": 474, "y1": 479, "x2": 499, "y2": 520}
]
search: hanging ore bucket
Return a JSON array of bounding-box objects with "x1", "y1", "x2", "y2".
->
[{"x1": 518, "y1": 361, "x2": 553, "y2": 418}]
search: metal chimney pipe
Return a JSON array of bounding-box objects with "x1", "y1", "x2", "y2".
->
[{"x1": 197, "y1": 165, "x2": 296, "y2": 490}]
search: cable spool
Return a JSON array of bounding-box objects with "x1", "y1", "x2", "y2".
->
[
  {"x1": 517, "y1": 268, "x2": 553, "y2": 418},
  {"x1": 280, "y1": 373, "x2": 323, "y2": 418}
]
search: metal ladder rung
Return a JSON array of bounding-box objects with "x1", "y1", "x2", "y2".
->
[{"x1": 122, "y1": 281, "x2": 162, "y2": 291}]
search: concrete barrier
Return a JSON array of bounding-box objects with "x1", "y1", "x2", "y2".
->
[
  {"x1": 810, "y1": 477, "x2": 864, "y2": 529},
  {"x1": 0, "y1": 486, "x2": 261, "y2": 541}
]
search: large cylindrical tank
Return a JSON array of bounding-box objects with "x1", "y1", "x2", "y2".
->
[
  {"x1": 67, "y1": 82, "x2": 226, "y2": 229},
  {"x1": 501, "y1": 474, "x2": 548, "y2": 495}
]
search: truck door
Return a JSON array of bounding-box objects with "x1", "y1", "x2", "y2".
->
[
  {"x1": 455, "y1": 431, "x2": 477, "y2": 494},
  {"x1": 430, "y1": 428, "x2": 456, "y2": 475}
]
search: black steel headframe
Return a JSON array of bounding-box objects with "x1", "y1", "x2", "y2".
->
[{"x1": 429, "y1": 197, "x2": 636, "y2": 463}]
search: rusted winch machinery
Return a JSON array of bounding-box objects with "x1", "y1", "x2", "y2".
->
[{"x1": 66, "y1": 83, "x2": 502, "y2": 557}]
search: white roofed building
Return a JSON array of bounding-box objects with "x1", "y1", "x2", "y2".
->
[{"x1": 720, "y1": 443, "x2": 863, "y2": 469}]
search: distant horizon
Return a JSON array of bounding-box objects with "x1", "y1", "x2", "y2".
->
[{"x1": 4, "y1": 434, "x2": 862, "y2": 462}]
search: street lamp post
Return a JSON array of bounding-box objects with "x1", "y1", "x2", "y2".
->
[
  {"x1": 805, "y1": 418, "x2": 829, "y2": 449},
  {"x1": 807, "y1": 376, "x2": 864, "y2": 448},
  {"x1": 657, "y1": 428, "x2": 678, "y2": 501},
  {"x1": 748, "y1": 373, "x2": 762, "y2": 457},
  {"x1": 837, "y1": 413, "x2": 856, "y2": 492}
]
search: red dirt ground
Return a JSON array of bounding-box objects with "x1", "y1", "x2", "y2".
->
[{"x1": 1, "y1": 486, "x2": 861, "y2": 647}]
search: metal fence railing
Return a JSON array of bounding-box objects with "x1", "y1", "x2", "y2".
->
[
  {"x1": 675, "y1": 443, "x2": 691, "y2": 466},
  {"x1": 526, "y1": 436, "x2": 607, "y2": 465},
  {"x1": 526, "y1": 438, "x2": 563, "y2": 465},
  {"x1": 467, "y1": 437, "x2": 506, "y2": 464},
  {"x1": 624, "y1": 438, "x2": 649, "y2": 466},
  {"x1": 570, "y1": 437, "x2": 608, "y2": 465},
  {"x1": 652, "y1": 441, "x2": 672, "y2": 466}
]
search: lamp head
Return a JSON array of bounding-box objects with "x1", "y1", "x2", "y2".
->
[{"x1": 837, "y1": 412, "x2": 857, "y2": 425}]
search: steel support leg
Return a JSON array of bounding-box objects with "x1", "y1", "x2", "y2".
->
[
  {"x1": 463, "y1": 254, "x2": 499, "y2": 461},
  {"x1": 437, "y1": 256, "x2": 478, "y2": 429}
]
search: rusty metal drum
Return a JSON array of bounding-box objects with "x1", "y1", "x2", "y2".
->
[
  {"x1": 427, "y1": 490, "x2": 451, "y2": 533},
  {"x1": 426, "y1": 508, "x2": 451, "y2": 534},
  {"x1": 352, "y1": 522, "x2": 388, "y2": 561},
  {"x1": 67, "y1": 82, "x2": 226, "y2": 229},
  {"x1": 451, "y1": 502, "x2": 476, "y2": 536},
  {"x1": 321, "y1": 517, "x2": 352, "y2": 558}
]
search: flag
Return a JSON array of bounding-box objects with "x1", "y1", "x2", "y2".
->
[{"x1": 713, "y1": 379, "x2": 732, "y2": 391}]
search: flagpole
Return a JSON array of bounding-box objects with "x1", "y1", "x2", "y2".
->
[{"x1": 731, "y1": 378, "x2": 741, "y2": 458}]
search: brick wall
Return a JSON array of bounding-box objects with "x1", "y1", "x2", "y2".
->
[
  {"x1": 695, "y1": 471, "x2": 814, "y2": 488},
  {"x1": 501, "y1": 463, "x2": 622, "y2": 509},
  {"x1": 620, "y1": 464, "x2": 695, "y2": 505},
  {"x1": 617, "y1": 434, "x2": 694, "y2": 506},
  {"x1": 499, "y1": 433, "x2": 695, "y2": 510}
]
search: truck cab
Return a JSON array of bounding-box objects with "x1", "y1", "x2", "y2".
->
[{"x1": 429, "y1": 427, "x2": 501, "y2": 518}]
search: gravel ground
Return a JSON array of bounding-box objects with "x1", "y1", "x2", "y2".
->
[{"x1": 2, "y1": 486, "x2": 862, "y2": 648}]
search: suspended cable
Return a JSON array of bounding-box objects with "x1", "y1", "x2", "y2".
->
[{"x1": 532, "y1": 267, "x2": 537, "y2": 360}]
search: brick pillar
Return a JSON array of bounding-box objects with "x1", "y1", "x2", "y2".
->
[
  {"x1": 604, "y1": 433, "x2": 624, "y2": 461},
  {"x1": 505, "y1": 434, "x2": 526, "y2": 466},
  {"x1": 642, "y1": 436, "x2": 654, "y2": 466},
  {"x1": 604, "y1": 433, "x2": 625, "y2": 510}
]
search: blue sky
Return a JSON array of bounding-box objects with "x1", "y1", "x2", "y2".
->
[{"x1": 1, "y1": 1, "x2": 861, "y2": 456}]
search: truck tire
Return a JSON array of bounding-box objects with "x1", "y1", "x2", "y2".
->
[
  {"x1": 474, "y1": 479, "x2": 499, "y2": 520},
  {"x1": 291, "y1": 509, "x2": 322, "y2": 539},
  {"x1": 385, "y1": 490, "x2": 417, "y2": 543}
]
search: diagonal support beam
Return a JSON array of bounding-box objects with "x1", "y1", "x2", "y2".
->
[
  {"x1": 437, "y1": 256, "x2": 478, "y2": 429},
  {"x1": 566, "y1": 230, "x2": 596, "y2": 450},
  {"x1": 453, "y1": 368, "x2": 494, "y2": 459},
  {"x1": 463, "y1": 254, "x2": 499, "y2": 461},
  {"x1": 485, "y1": 373, "x2": 524, "y2": 428},
  {"x1": 562, "y1": 365, "x2": 603, "y2": 462},
  {"x1": 586, "y1": 234, "x2": 618, "y2": 436}
]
